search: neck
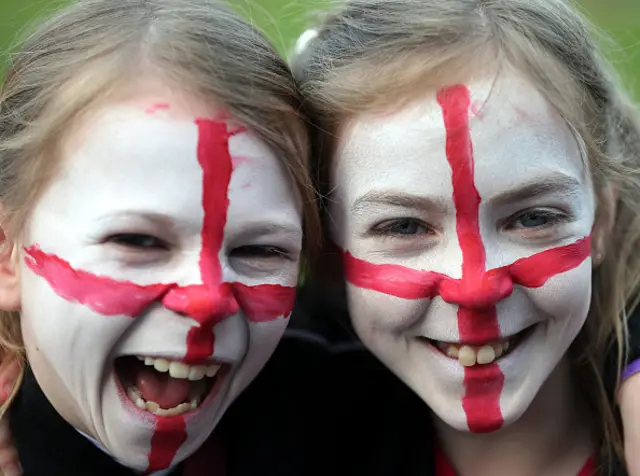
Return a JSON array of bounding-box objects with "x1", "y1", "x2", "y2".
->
[{"x1": 435, "y1": 358, "x2": 595, "y2": 476}]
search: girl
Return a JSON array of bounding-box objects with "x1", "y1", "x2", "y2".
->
[
  {"x1": 293, "y1": 0, "x2": 640, "y2": 474},
  {"x1": 0, "y1": 0, "x2": 325, "y2": 474},
  {"x1": 4, "y1": 0, "x2": 640, "y2": 475}
]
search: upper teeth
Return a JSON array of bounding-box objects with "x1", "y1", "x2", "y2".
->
[
  {"x1": 136, "y1": 356, "x2": 221, "y2": 380},
  {"x1": 438, "y1": 341, "x2": 510, "y2": 367}
]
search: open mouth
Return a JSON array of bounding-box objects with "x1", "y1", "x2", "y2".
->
[
  {"x1": 421, "y1": 324, "x2": 537, "y2": 367},
  {"x1": 115, "y1": 356, "x2": 225, "y2": 417}
]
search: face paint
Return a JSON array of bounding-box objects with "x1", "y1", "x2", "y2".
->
[
  {"x1": 145, "y1": 103, "x2": 171, "y2": 115},
  {"x1": 331, "y1": 72, "x2": 595, "y2": 433},
  {"x1": 19, "y1": 96, "x2": 302, "y2": 471}
]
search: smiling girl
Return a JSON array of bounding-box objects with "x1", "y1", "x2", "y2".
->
[
  {"x1": 0, "y1": 0, "x2": 321, "y2": 474},
  {"x1": 294, "y1": 0, "x2": 640, "y2": 474}
]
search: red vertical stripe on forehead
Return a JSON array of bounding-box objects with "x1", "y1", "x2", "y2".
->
[
  {"x1": 195, "y1": 118, "x2": 233, "y2": 288},
  {"x1": 437, "y1": 85, "x2": 503, "y2": 433},
  {"x1": 178, "y1": 119, "x2": 242, "y2": 363},
  {"x1": 145, "y1": 118, "x2": 240, "y2": 471},
  {"x1": 437, "y1": 86, "x2": 485, "y2": 279}
]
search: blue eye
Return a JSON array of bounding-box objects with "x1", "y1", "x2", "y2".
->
[
  {"x1": 509, "y1": 210, "x2": 563, "y2": 230},
  {"x1": 371, "y1": 218, "x2": 431, "y2": 237}
]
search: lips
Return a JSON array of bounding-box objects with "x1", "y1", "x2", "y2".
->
[
  {"x1": 114, "y1": 355, "x2": 227, "y2": 417},
  {"x1": 421, "y1": 325, "x2": 536, "y2": 366}
]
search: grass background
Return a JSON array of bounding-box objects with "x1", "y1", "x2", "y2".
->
[{"x1": 0, "y1": 0, "x2": 639, "y2": 94}]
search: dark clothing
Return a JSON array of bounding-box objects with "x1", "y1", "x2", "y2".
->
[
  {"x1": 9, "y1": 330, "x2": 330, "y2": 476},
  {"x1": 9, "y1": 285, "x2": 635, "y2": 475}
]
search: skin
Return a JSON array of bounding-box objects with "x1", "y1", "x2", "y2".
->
[
  {"x1": 0, "y1": 82, "x2": 303, "y2": 471},
  {"x1": 330, "y1": 70, "x2": 609, "y2": 474},
  {"x1": 620, "y1": 377, "x2": 640, "y2": 476},
  {"x1": 0, "y1": 76, "x2": 636, "y2": 476}
]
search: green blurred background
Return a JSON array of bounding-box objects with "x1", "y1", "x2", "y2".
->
[{"x1": 1, "y1": 0, "x2": 640, "y2": 95}]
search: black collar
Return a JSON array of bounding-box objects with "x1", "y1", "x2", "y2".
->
[{"x1": 10, "y1": 367, "x2": 180, "y2": 476}]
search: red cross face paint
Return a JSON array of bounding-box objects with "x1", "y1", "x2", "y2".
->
[
  {"x1": 18, "y1": 93, "x2": 302, "y2": 471},
  {"x1": 331, "y1": 72, "x2": 595, "y2": 433}
]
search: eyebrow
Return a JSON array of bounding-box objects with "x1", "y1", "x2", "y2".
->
[
  {"x1": 486, "y1": 172, "x2": 583, "y2": 207},
  {"x1": 351, "y1": 191, "x2": 451, "y2": 216},
  {"x1": 233, "y1": 222, "x2": 303, "y2": 239},
  {"x1": 350, "y1": 173, "x2": 582, "y2": 215},
  {"x1": 95, "y1": 211, "x2": 178, "y2": 228},
  {"x1": 98, "y1": 212, "x2": 302, "y2": 237}
]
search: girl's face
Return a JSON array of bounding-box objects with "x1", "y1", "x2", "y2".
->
[
  {"x1": 330, "y1": 72, "x2": 598, "y2": 433},
  {"x1": 15, "y1": 87, "x2": 303, "y2": 470}
]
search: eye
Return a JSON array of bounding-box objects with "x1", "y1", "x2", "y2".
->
[
  {"x1": 231, "y1": 245, "x2": 291, "y2": 260},
  {"x1": 506, "y1": 209, "x2": 565, "y2": 230},
  {"x1": 371, "y1": 218, "x2": 432, "y2": 237},
  {"x1": 106, "y1": 233, "x2": 168, "y2": 250}
]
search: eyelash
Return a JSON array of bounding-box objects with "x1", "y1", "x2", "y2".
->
[
  {"x1": 505, "y1": 209, "x2": 568, "y2": 231},
  {"x1": 107, "y1": 235, "x2": 291, "y2": 260},
  {"x1": 370, "y1": 209, "x2": 568, "y2": 239},
  {"x1": 231, "y1": 245, "x2": 291, "y2": 261},
  {"x1": 106, "y1": 233, "x2": 169, "y2": 250},
  {"x1": 370, "y1": 218, "x2": 432, "y2": 238}
]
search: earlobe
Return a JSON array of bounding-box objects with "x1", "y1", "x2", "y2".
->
[
  {"x1": 591, "y1": 183, "x2": 618, "y2": 268},
  {"x1": 0, "y1": 228, "x2": 21, "y2": 312}
]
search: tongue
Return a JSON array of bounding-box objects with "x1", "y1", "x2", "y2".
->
[{"x1": 135, "y1": 367, "x2": 191, "y2": 410}]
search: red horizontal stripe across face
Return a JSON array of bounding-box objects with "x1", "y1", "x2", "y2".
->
[
  {"x1": 343, "y1": 235, "x2": 591, "y2": 300},
  {"x1": 24, "y1": 245, "x2": 172, "y2": 317},
  {"x1": 233, "y1": 282, "x2": 296, "y2": 322},
  {"x1": 25, "y1": 245, "x2": 296, "y2": 323}
]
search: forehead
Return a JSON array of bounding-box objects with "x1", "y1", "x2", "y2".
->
[
  {"x1": 333, "y1": 72, "x2": 588, "y2": 203},
  {"x1": 37, "y1": 104, "x2": 298, "y2": 229}
]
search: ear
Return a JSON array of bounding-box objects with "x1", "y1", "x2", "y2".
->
[
  {"x1": 0, "y1": 207, "x2": 21, "y2": 311},
  {"x1": 591, "y1": 183, "x2": 618, "y2": 268}
]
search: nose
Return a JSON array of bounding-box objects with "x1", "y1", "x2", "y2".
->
[
  {"x1": 162, "y1": 283, "x2": 239, "y2": 326},
  {"x1": 439, "y1": 270, "x2": 513, "y2": 309}
]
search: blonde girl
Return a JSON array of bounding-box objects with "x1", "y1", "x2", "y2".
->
[
  {"x1": 0, "y1": 0, "x2": 322, "y2": 474},
  {"x1": 294, "y1": 0, "x2": 640, "y2": 474}
]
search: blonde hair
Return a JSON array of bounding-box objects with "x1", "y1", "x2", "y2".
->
[
  {"x1": 0, "y1": 0, "x2": 320, "y2": 417},
  {"x1": 293, "y1": 0, "x2": 640, "y2": 470}
]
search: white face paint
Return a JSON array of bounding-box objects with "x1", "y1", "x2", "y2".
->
[
  {"x1": 19, "y1": 94, "x2": 302, "y2": 470},
  {"x1": 331, "y1": 72, "x2": 595, "y2": 433}
]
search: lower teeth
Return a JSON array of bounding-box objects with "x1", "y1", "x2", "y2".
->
[{"x1": 126, "y1": 387, "x2": 202, "y2": 417}]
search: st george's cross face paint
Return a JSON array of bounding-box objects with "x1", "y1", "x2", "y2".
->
[
  {"x1": 18, "y1": 94, "x2": 302, "y2": 471},
  {"x1": 330, "y1": 72, "x2": 596, "y2": 433}
]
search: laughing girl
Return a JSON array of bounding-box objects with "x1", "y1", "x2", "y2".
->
[{"x1": 0, "y1": 0, "x2": 322, "y2": 474}]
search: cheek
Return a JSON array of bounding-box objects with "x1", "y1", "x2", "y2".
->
[
  {"x1": 20, "y1": 264, "x2": 133, "y2": 367},
  {"x1": 524, "y1": 260, "x2": 592, "y2": 332},
  {"x1": 347, "y1": 285, "x2": 424, "y2": 341},
  {"x1": 224, "y1": 319, "x2": 288, "y2": 401}
]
